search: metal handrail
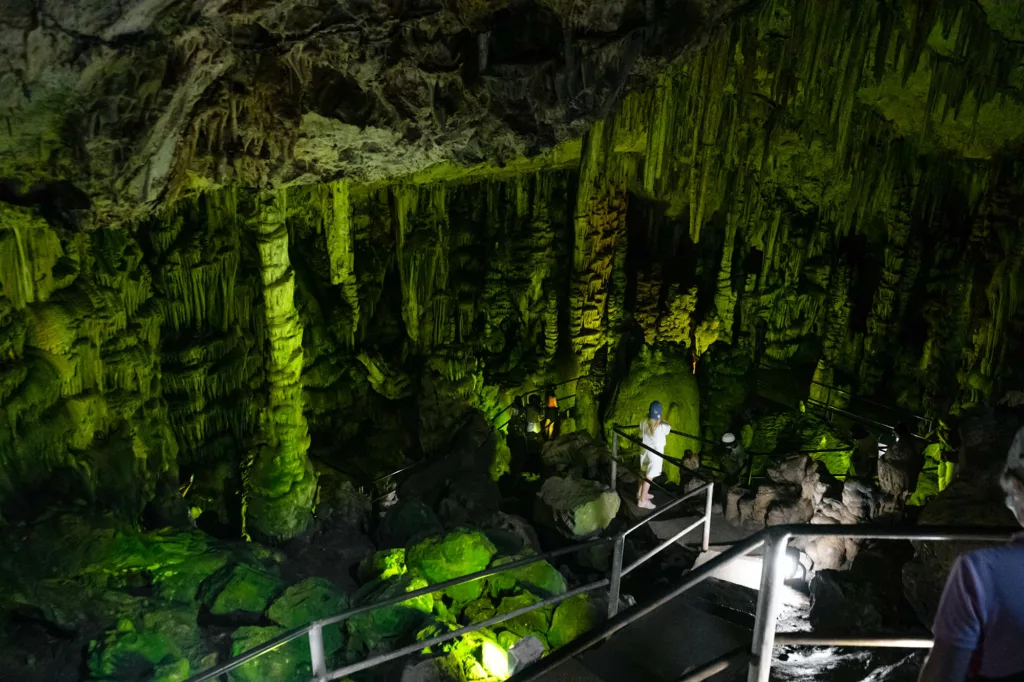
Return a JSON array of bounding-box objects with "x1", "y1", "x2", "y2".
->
[
  {"x1": 617, "y1": 422, "x2": 718, "y2": 447},
  {"x1": 185, "y1": 460, "x2": 716, "y2": 682},
  {"x1": 611, "y1": 425, "x2": 714, "y2": 484},
  {"x1": 492, "y1": 376, "x2": 584, "y2": 428},
  {"x1": 511, "y1": 524, "x2": 1016, "y2": 682}
]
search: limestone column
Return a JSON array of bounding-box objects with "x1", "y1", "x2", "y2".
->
[{"x1": 244, "y1": 188, "x2": 316, "y2": 540}]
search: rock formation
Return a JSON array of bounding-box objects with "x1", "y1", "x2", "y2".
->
[
  {"x1": 726, "y1": 453, "x2": 894, "y2": 570},
  {"x1": 2, "y1": 0, "x2": 1023, "y2": 539}
]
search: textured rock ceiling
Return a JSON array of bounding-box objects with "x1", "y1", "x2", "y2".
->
[{"x1": 0, "y1": 0, "x2": 746, "y2": 228}]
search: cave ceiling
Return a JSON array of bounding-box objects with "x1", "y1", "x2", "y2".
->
[{"x1": 0, "y1": 0, "x2": 754, "y2": 228}]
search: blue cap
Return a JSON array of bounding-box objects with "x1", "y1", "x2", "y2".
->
[{"x1": 649, "y1": 401, "x2": 663, "y2": 419}]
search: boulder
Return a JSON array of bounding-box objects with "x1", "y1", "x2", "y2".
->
[
  {"x1": 483, "y1": 513, "x2": 542, "y2": 556},
  {"x1": 725, "y1": 456, "x2": 890, "y2": 570},
  {"x1": 400, "y1": 659, "x2": 445, "y2": 682},
  {"x1": 88, "y1": 616, "x2": 194, "y2": 682},
  {"x1": 202, "y1": 564, "x2": 285, "y2": 619},
  {"x1": 406, "y1": 528, "x2": 498, "y2": 603},
  {"x1": 266, "y1": 579, "x2": 348, "y2": 656},
  {"x1": 377, "y1": 499, "x2": 443, "y2": 549},
  {"x1": 795, "y1": 482, "x2": 890, "y2": 571},
  {"x1": 486, "y1": 555, "x2": 567, "y2": 598},
  {"x1": 604, "y1": 347, "x2": 702, "y2": 484},
  {"x1": 433, "y1": 630, "x2": 515, "y2": 682},
  {"x1": 809, "y1": 547, "x2": 919, "y2": 634},
  {"x1": 228, "y1": 626, "x2": 313, "y2": 682},
  {"x1": 547, "y1": 595, "x2": 597, "y2": 649},
  {"x1": 727, "y1": 483, "x2": 805, "y2": 530},
  {"x1": 359, "y1": 548, "x2": 408, "y2": 583},
  {"x1": 346, "y1": 576, "x2": 435, "y2": 654},
  {"x1": 495, "y1": 593, "x2": 552, "y2": 643},
  {"x1": 541, "y1": 432, "x2": 607, "y2": 479},
  {"x1": 537, "y1": 477, "x2": 621, "y2": 538},
  {"x1": 436, "y1": 471, "x2": 502, "y2": 527}
]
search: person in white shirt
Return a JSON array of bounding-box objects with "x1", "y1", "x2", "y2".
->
[{"x1": 638, "y1": 401, "x2": 671, "y2": 510}]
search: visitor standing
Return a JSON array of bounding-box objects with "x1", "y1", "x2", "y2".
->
[
  {"x1": 525, "y1": 394, "x2": 543, "y2": 435},
  {"x1": 919, "y1": 426, "x2": 1024, "y2": 682},
  {"x1": 638, "y1": 401, "x2": 671, "y2": 510},
  {"x1": 543, "y1": 387, "x2": 560, "y2": 440}
]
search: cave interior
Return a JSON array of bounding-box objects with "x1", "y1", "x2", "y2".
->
[{"x1": 0, "y1": 0, "x2": 1023, "y2": 680}]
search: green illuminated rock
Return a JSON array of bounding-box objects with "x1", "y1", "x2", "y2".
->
[
  {"x1": 346, "y1": 576, "x2": 435, "y2": 654},
  {"x1": 359, "y1": 548, "x2": 408, "y2": 582},
  {"x1": 406, "y1": 528, "x2": 498, "y2": 603},
  {"x1": 245, "y1": 189, "x2": 317, "y2": 541},
  {"x1": 267, "y1": 579, "x2": 349, "y2": 655},
  {"x1": 228, "y1": 626, "x2": 311, "y2": 682},
  {"x1": 205, "y1": 564, "x2": 285, "y2": 617},
  {"x1": 486, "y1": 555, "x2": 567, "y2": 598},
  {"x1": 548, "y1": 594, "x2": 597, "y2": 649},
  {"x1": 538, "y1": 477, "x2": 620, "y2": 538},
  {"x1": 495, "y1": 593, "x2": 551, "y2": 641},
  {"x1": 88, "y1": 619, "x2": 191, "y2": 682}
]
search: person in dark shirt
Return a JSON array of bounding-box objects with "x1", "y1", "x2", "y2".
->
[{"x1": 919, "y1": 427, "x2": 1024, "y2": 682}]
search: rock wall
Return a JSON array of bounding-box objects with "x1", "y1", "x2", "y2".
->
[{"x1": 1, "y1": 0, "x2": 1023, "y2": 535}]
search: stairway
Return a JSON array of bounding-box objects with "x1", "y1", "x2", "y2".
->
[
  {"x1": 535, "y1": 587, "x2": 751, "y2": 681},
  {"x1": 533, "y1": 489, "x2": 755, "y2": 682}
]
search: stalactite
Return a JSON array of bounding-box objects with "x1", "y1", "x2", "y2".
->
[
  {"x1": 859, "y1": 198, "x2": 911, "y2": 392},
  {"x1": 0, "y1": 204, "x2": 64, "y2": 310},
  {"x1": 394, "y1": 184, "x2": 451, "y2": 350},
  {"x1": 325, "y1": 181, "x2": 360, "y2": 346},
  {"x1": 570, "y1": 121, "x2": 628, "y2": 375}
]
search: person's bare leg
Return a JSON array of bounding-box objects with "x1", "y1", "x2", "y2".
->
[{"x1": 640, "y1": 480, "x2": 651, "y2": 503}]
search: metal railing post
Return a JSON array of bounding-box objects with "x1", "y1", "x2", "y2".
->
[
  {"x1": 611, "y1": 430, "x2": 618, "y2": 492},
  {"x1": 607, "y1": 534, "x2": 625, "y2": 618},
  {"x1": 748, "y1": 532, "x2": 790, "y2": 682},
  {"x1": 309, "y1": 624, "x2": 326, "y2": 682},
  {"x1": 702, "y1": 483, "x2": 714, "y2": 552}
]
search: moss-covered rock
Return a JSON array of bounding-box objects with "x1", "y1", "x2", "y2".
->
[
  {"x1": 548, "y1": 594, "x2": 596, "y2": 649},
  {"x1": 406, "y1": 528, "x2": 498, "y2": 603}
]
